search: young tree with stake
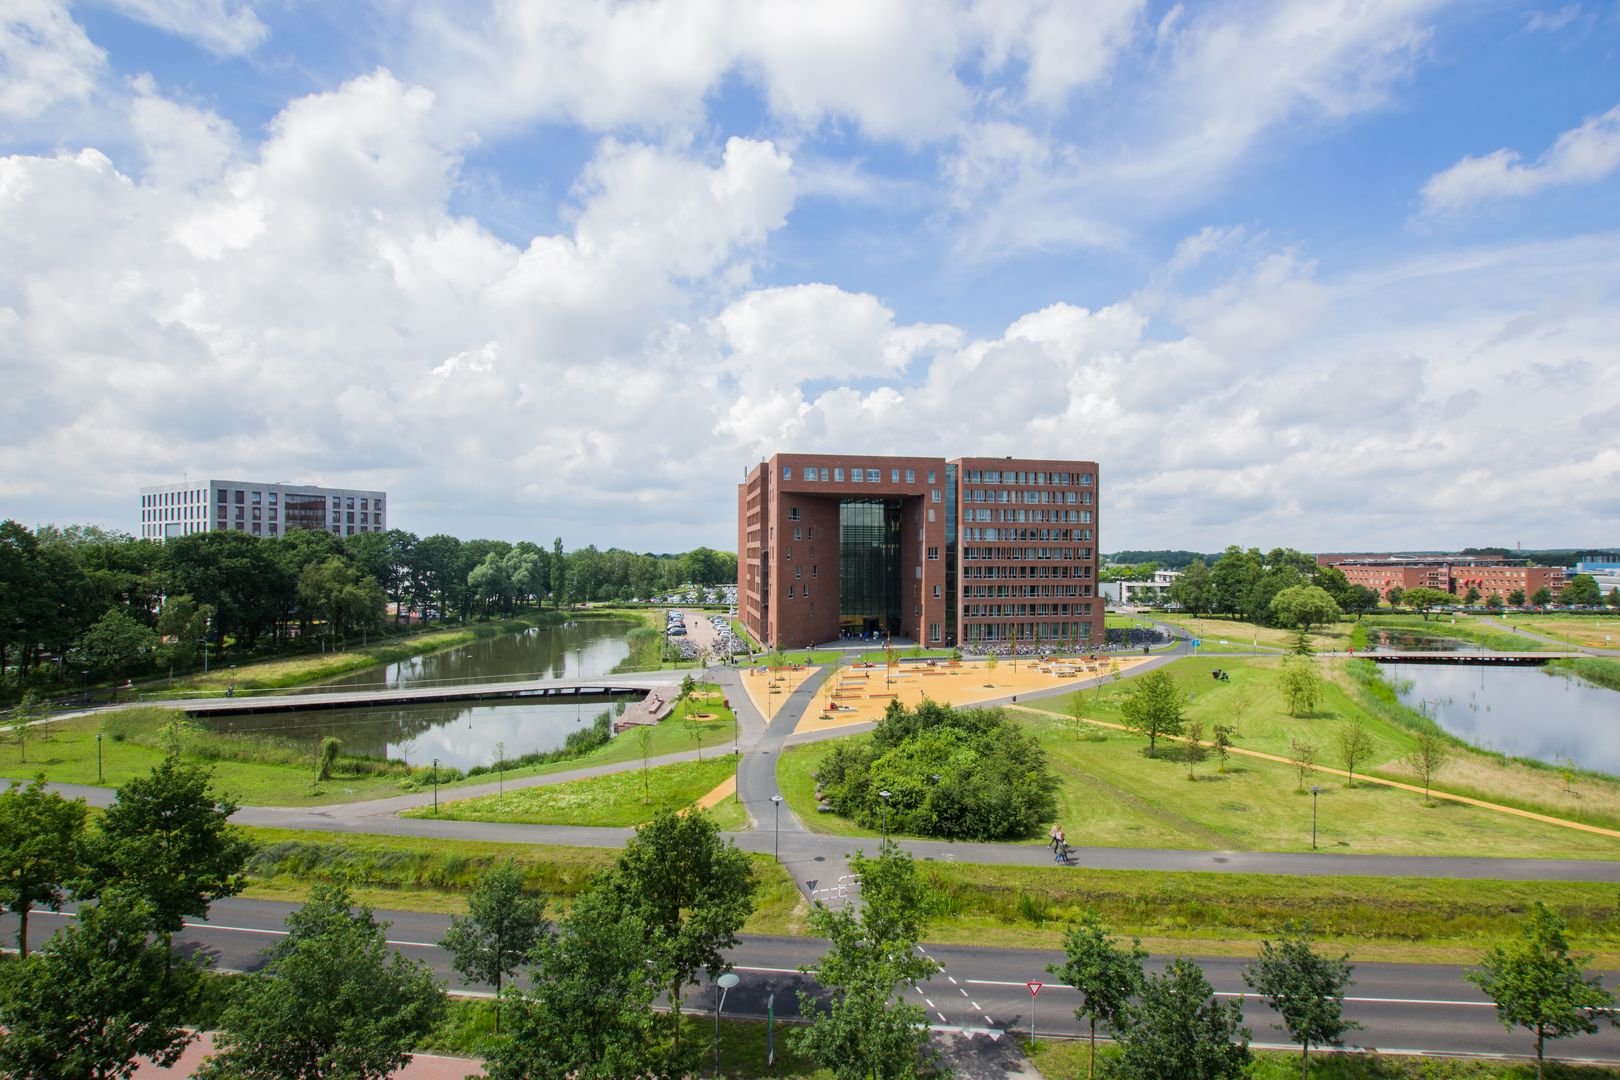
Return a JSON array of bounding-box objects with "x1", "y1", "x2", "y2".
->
[
  {"x1": 1404, "y1": 730, "x2": 1451, "y2": 803},
  {"x1": 441, "y1": 861, "x2": 549, "y2": 1033},
  {"x1": 1243, "y1": 926, "x2": 1360, "y2": 1079},
  {"x1": 1046, "y1": 911, "x2": 1147, "y2": 1079}
]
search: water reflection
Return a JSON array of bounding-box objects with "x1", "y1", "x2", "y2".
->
[
  {"x1": 205, "y1": 619, "x2": 640, "y2": 770},
  {"x1": 1367, "y1": 629, "x2": 1474, "y2": 652},
  {"x1": 1388, "y1": 663, "x2": 1620, "y2": 774}
]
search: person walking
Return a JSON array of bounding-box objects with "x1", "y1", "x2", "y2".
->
[
  {"x1": 1052, "y1": 825, "x2": 1066, "y2": 863},
  {"x1": 1049, "y1": 822, "x2": 1061, "y2": 854}
]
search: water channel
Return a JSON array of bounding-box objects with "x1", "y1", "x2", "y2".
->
[
  {"x1": 205, "y1": 618, "x2": 640, "y2": 771},
  {"x1": 1385, "y1": 662, "x2": 1620, "y2": 775}
]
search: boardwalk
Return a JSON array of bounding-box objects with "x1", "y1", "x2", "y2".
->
[{"x1": 148, "y1": 671, "x2": 678, "y2": 716}]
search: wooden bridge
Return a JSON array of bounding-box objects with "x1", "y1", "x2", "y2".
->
[
  {"x1": 1361, "y1": 651, "x2": 1583, "y2": 666},
  {"x1": 154, "y1": 672, "x2": 677, "y2": 717}
]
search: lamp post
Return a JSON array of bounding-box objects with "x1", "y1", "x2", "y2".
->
[
  {"x1": 432, "y1": 757, "x2": 440, "y2": 816},
  {"x1": 771, "y1": 795, "x2": 782, "y2": 859},
  {"x1": 733, "y1": 744, "x2": 741, "y2": 803},
  {"x1": 715, "y1": 971, "x2": 740, "y2": 1077},
  {"x1": 82, "y1": 669, "x2": 90, "y2": 703},
  {"x1": 96, "y1": 733, "x2": 103, "y2": 783},
  {"x1": 879, "y1": 789, "x2": 891, "y2": 841},
  {"x1": 1310, "y1": 785, "x2": 1321, "y2": 850}
]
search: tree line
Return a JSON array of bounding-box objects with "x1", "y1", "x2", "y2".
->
[{"x1": 0, "y1": 519, "x2": 736, "y2": 692}]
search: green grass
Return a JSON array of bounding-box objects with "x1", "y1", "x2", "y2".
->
[
  {"x1": 777, "y1": 656, "x2": 1620, "y2": 859},
  {"x1": 856, "y1": 648, "x2": 956, "y2": 662},
  {"x1": 403, "y1": 756, "x2": 745, "y2": 828},
  {"x1": 906, "y1": 860, "x2": 1620, "y2": 964},
  {"x1": 1355, "y1": 613, "x2": 1559, "y2": 653},
  {"x1": 746, "y1": 650, "x2": 845, "y2": 666},
  {"x1": 1027, "y1": 1042, "x2": 1620, "y2": 1079},
  {"x1": 236, "y1": 826, "x2": 804, "y2": 935},
  {"x1": 1550, "y1": 657, "x2": 1620, "y2": 692}
]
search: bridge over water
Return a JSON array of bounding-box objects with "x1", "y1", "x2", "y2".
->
[
  {"x1": 154, "y1": 671, "x2": 678, "y2": 717},
  {"x1": 1361, "y1": 651, "x2": 1584, "y2": 666}
]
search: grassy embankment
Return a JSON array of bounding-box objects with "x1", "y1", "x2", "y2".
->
[
  {"x1": 1551, "y1": 657, "x2": 1620, "y2": 692},
  {"x1": 236, "y1": 825, "x2": 804, "y2": 934},
  {"x1": 1498, "y1": 611, "x2": 1620, "y2": 650},
  {"x1": 401, "y1": 755, "x2": 750, "y2": 831},
  {"x1": 1, "y1": 682, "x2": 742, "y2": 806}
]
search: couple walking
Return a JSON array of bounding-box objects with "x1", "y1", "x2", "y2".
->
[{"x1": 1048, "y1": 822, "x2": 1068, "y2": 863}]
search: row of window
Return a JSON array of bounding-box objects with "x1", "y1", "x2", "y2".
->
[
  {"x1": 965, "y1": 487, "x2": 1090, "y2": 505},
  {"x1": 785, "y1": 465, "x2": 939, "y2": 486},
  {"x1": 961, "y1": 544, "x2": 1093, "y2": 560},
  {"x1": 963, "y1": 562, "x2": 1094, "y2": 578},
  {"x1": 962, "y1": 528, "x2": 1090, "y2": 542},
  {"x1": 964, "y1": 584, "x2": 1094, "y2": 598},
  {"x1": 964, "y1": 621, "x2": 1094, "y2": 642},
  {"x1": 963, "y1": 603, "x2": 1093, "y2": 617},
  {"x1": 964, "y1": 508, "x2": 1091, "y2": 523},
  {"x1": 961, "y1": 469, "x2": 1093, "y2": 486}
]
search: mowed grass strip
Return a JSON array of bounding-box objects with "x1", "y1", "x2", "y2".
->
[
  {"x1": 405, "y1": 755, "x2": 742, "y2": 827},
  {"x1": 1028, "y1": 1041, "x2": 1620, "y2": 1079},
  {"x1": 911, "y1": 861, "x2": 1620, "y2": 964}
]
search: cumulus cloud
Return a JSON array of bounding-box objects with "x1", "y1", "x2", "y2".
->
[
  {"x1": 102, "y1": 0, "x2": 268, "y2": 55},
  {"x1": 1420, "y1": 102, "x2": 1620, "y2": 215},
  {"x1": 0, "y1": 0, "x2": 105, "y2": 120}
]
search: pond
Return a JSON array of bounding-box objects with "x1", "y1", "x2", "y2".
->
[
  {"x1": 1386, "y1": 662, "x2": 1620, "y2": 775},
  {"x1": 206, "y1": 618, "x2": 643, "y2": 771},
  {"x1": 1366, "y1": 629, "x2": 1476, "y2": 652}
]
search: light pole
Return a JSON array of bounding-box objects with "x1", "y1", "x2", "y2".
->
[
  {"x1": 733, "y1": 744, "x2": 741, "y2": 803},
  {"x1": 96, "y1": 733, "x2": 103, "y2": 783},
  {"x1": 715, "y1": 971, "x2": 739, "y2": 1077},
  {"x1": 81, "y1": 669, "x2": 90, "y2": 703},
  {"x1": 771, "y1": 795, "x2": 782, "y2": 859},
  {"x1": 879, "y1": 789, "x2": 891, "y2": 841},
  {"x1": 1310, "y1": 785, "x2": 1321, "y2": 850},
  {"x1": 432, "y1": 757, "x2": 440, "y2": 816}
]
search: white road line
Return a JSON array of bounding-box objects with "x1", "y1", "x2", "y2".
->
[
  {"x1": 924, "y1": 998, "x2": 935, "y2": 1008},
  {"x1": 970, "y1": 1001, "x2": 982, "y2": 1010},
  {"x1": 936, "y1": 1011, "x2": 948, "y2": 1022},
  {"x1": 947, "y1": 975, "x2": 958, "y2": 985},
  {"x1": 963, "y1": 978, "x2": 1492, "y2": 1009}
]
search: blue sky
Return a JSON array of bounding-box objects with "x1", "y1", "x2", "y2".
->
[{"x1": 2, "y1": 1, "x2": 1618, "y2": 553}]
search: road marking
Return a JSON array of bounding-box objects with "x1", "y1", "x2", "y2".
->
[
  {"x1": 965, "y1": 978, "x2": 1492, "y2": 1009},
  {"x1": 970, "y1": 1001, "x2": 982, "y2": 1010},
  {"x1": 936, "y1": 1011, "x2": 948, "y2": 1022}
]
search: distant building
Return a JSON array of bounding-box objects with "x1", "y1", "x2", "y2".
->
[
  {"x1": 1101, "y1": 568, "x2": 1181, "y2": 607},
  {"x1": 738, "y1": 453, "x2": 1100, "y2": 650},
  {"x1": 139, "y1": 480, "x2": 387, "y2": 541},
  {"x1": 1319, "y1": 553, "x2": 1564, "y2": 601},
  {"x1": 1575, "y1": 556, "x2": 1620, "y2": 597}
]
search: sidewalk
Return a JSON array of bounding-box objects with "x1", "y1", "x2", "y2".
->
[{"x1": 132, "y1": 1033, "x2": 481, "y2": 1078}]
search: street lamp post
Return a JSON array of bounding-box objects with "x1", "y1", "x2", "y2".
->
[
  {"x1": 715, "y1": 971, "x2": 740, "y2": 1077},
  {"x1": 771, "y1": 795, "x2": 783, "y2": 859},
  {"x1": 1310, "y1": 785, "x2": 1321, "y2": 850},
  {"x1": 82, "y1": 669, "x2": 90, "y2": 703},
  {"x1": 433, "y1": 758, "x2": 440, "y2": 816},
  {"x1": 733, "y1": 744, "x2": 741, "y2": 803},
  {"x1": 879, "y1": 789, "x2": 891, "y2": 842}
]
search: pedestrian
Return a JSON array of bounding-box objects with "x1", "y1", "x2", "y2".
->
[
  {"x1": 1052, "y1": 826, "x2": 1066, "y2": 863},
  {"x1": 1049, "y1": 822, "x2": 1061, "y2": 853}
]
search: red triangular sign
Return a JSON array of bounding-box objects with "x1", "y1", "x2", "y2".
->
[{"x1": 1027, "y1": 981, "x2": 1043, "y2": 996}]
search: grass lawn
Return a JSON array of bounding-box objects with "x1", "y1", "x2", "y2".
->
[
  {"x1": 1027, "y1": 1041, "x2": 1620, "y2": 1079},
  {"x1": 403, "y1": 756, "x2": 748, "y2": 828},
  {"x1": 1153, "y1": 613, "x2": 1342, "y2": 652},
  {"x1": 237, "y1": 826, "x2": 805, "y2": 935},
  {"x1": 778, "y1": 656, "x2": 1620, "y2": 858},
  {"x1": 2, "y1": 687, "x2": 743, "y2": 807},
  {"x1": 1351, "y1": 613, "x2": 1559, "y2": 653},
  {"x1": 908, "y1": 860, "x2": 1620, "y2": 964},
  {"x1": 1502, "y1": 613, "x2": 1620, "y2": 649}
]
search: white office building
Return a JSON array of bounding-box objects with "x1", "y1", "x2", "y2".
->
[{"x1": 138, "y1": 480, "x2": 387, "y2": 541}]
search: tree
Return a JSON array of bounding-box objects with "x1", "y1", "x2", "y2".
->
[
  {"x1": 1168, "y1": 559, "x2": 1211, "y2": 615},
  {"x1": 1184, "y1": 717, "x2": 1206, "y2": 780},
  {"x1": 90, "y1": 757, "x2": 253, "y2": 959},
  {"x1": 1279, "y1": 656, "x2": 1322, "y2": 716},
  {"x1": 793, "y1": 842, "x2": 939, "y2": 1080},
  {"x1": 1335, "y1": 719, "x2": 1374, "y2": 788},
  {"x1": 1243, "y1": 927, "x2": 1360, "y2": 1078},
  {"x1": 1119, "y1": 669, "x2": 1186, "y2": 755},
  {"x1": 1463, "y1": 585, "x2": 1482, "y2": 606},
  {"x1": 1404, "y1": 730, "x2": 1451, "y2": 803},
  {"x1": 1345, "y1": 585, "x2": 1381, "y2": 619},
  {"x1": 1508, "y1": 588, "x2": 1527, "y2": 607},
  {"x1": 1486, "y1": 593, "x2": 1505, "y2": 611},
  {"x1": 199, "y1": 884, "x2": 444, "y2": 1080},
  {"x1": 483, "y1": 885, "x2": 660, "y2": 1080},
  {"x1": 552, "y1": 537, "x2": 567, "y2": 607},
  {"x1": 1468, "y1": 903, "x2": 1617, "y2": 1080},
  {"x1": 0, "y1": 776, "x2": 88, "y2": 957},
  {"x1": 1288, "y1": 738, "x2": 1318, "y2": 793},
  {"x1": 600, "y1": 809, "x2": 756, "y2": 1055},
  {"x1": 1269, "y1": 585, "x2": 1341, "y2": 635},
  {"x1": 1386, "y1": 586, "x2": 1404, "y2": 606},
  {"x1": 1561, "y1": 574, "x2": 1602, "y2": 607},
  {"x1": 78, "y1": 608, "x2": 158, "y2": 680},
  {"x1": 1531, "y1": 587, "x2": 1553, "y2": 607},
  {"x1": 1067, "y1": 692, "x2": 1089, "y2": 741},
  {"x1": 0, "y1": 893, "x2": 201, "y2": 1080},
  {"x1": 1401, "y1": 586, "x2": 1453, "y2": 620},
  {"x1": 441, "y1": 862, "x2": 549, "y2": 1033},
  {"x1": 1111, "y1": 957, "x2": 1251, "y2": 1080},
  {"x1": 1046, "y1": 911, "x2": 1146, "y2": 1079},
  {"x1": 1213, "y1": 723, "x2": 1237, "y2": 772}
]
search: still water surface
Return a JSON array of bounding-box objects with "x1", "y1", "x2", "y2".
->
[
  {"x1": 207, "y1": 619, "x2": 639, "y2": 771},
  {"x1": 1387, "y1": 662, "x2": 1620, "y2": 774}
]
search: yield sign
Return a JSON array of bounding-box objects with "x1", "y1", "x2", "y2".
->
[{"x1": 1027, "y1": 981, "x2": 1043, "y2": 996}]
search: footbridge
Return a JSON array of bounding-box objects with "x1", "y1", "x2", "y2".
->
[
  {"x1": 154, "y1": 672, "x2": 679, "y2": 717},
  {"x1": 1361, "y1": 651, "x2": 1584, "y2": 665}
]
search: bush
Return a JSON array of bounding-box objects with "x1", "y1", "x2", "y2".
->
[{"x1": 815, "y1": 699, "x2": 1057, "y2": 841}]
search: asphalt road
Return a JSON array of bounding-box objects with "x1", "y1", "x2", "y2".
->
[{"x1": 8, "y1": 897, "x2": 1620, "y2": 1064}]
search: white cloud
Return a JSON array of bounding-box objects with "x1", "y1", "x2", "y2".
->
[
  {"x1": 1420, "y1": 102, "x2": 1620, "y2": 215},
  {"x1": 969, "y1": 0, "x2": 1144, "y2": 108},
  {"x1": 101, "y1": 0, "x2": 268, "y2": 56},
  {"x1": 0, "y1": 0, "x2": 105, "y2": 120},
  {"x1": 1523, "y1": 4, "x2": 1581, "y2": 33}
]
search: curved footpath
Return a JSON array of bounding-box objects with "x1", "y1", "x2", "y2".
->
[{"x1": 23, "y1": 632, "x2": 1620, "y2": 888}]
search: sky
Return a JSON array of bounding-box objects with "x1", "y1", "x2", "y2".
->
[{"x1": 2, "y1": 1, "x2": 1618, "y2": 555}]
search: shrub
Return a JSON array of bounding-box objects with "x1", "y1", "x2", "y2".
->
[{"x1": 815, "y1": 699, "x2": 1057, "y2": 841}]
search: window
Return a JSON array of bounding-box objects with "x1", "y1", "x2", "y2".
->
[
  {"x1": 933, "y1": 585, "x2": 941, "y2": 598},
  {"x1": 788, "y1": 584, "x2": 796, "y2": 598},
  {"x1": 851, "y1": 469, "x2": 862, "y2": 482},
  {"x1": 866, "y1": 469, "x2": 879, "y2": 482},
  {"x1": 789, "y1": 506, "x2": 800, "y2": 520},
  {"x1": 927, "y1": 508, "x2": 935, "y2": 522},
  {"x1": 834, "y1": 468, "x2": 844, "y2": 481},
  {"x1": 251, "y1": 490, "x2": 261, "y2": 503},
  {"x1": 927, "y1": 470, "x2": 936, "y2": 484},
  {"x1": 930, "y1": 623, "x2": 941, "y2": 642},
  {"x1": 891, "y1": 469, "x2": 900, "y2": 482},
  {"x1": 927, "y1": 546, "x2": 939, "y2": 560},
  {"x1": 905, "y1": 469, "x2": 915, "y2": 483},
  {"x1": 234, "y1": 489, "x2": 245, "y2": 504},
  {"x1": 812, "y1": 565, "x2": 818, "y2": 578},
  {"x1": 783, "y1": 466, "x2": 792, "y2": 480},
  {"x1": 795, "y1": 565, "x2": 802, "y2": 578},
  {"x1": 793, "y1": 526, "x2": 802, "y2": 541},
  {"x1": 931, "y1": 489, "x2": 941, "y2": 503}
]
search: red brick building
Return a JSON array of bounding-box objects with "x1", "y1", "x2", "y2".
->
[
  {"x1": 738, "y1": 454, "x2": 1100, "y2": 650},
  {"x1": 1320, "y1": 554, "x2": 1565, "y2": 601}
]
